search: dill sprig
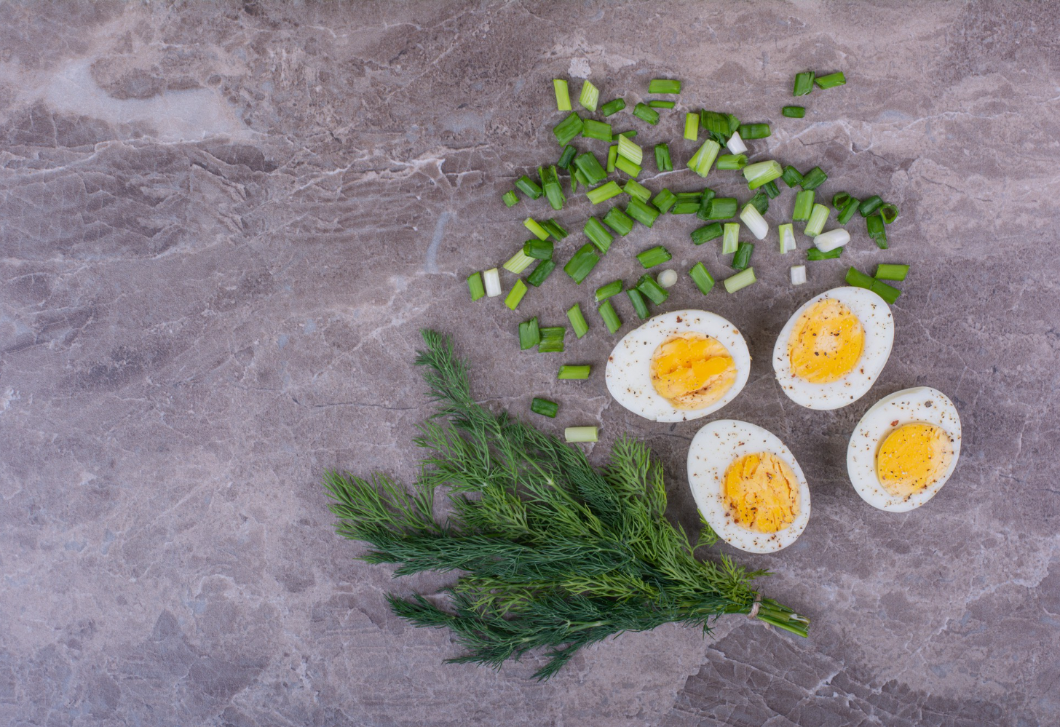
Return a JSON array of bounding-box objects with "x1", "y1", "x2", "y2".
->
[{"x1": 324, "y1": 330, "x2": 809, "y2": 680}]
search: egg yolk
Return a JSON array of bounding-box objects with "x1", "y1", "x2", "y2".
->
[
  {"x1": 650, "y1": 334, "x2": 736, "y2": 410},
  {"x1": 788, "y1": 299, "x2": 865, "y2": 383},
  {"x1": 876, "y1": 423, "x2": 954, "y2": 499},
  {"x1": 723, "y1": 453, "x2": 800, "y2": 533}
]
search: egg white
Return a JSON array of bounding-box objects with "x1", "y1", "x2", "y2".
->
[
  {"x1": 687, "y1": 420, "x2": 811, "y2": 553},
  {"x1": 605, "y1": 310, "x2": 750, "y2": 423},
  {"x1": 846, "y1": 387, "x2": 962, "y2": 512},
  {"x1": 772, "y1": 286, "x2": 894, "y2": 410}
]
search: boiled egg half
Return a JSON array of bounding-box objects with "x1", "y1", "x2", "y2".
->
[
  {"x1": 688, "y1": 420, "x2": 811, "y2": 553},
  {"x1": 605, "y1": 310, "x2": 750, "y2": 422},
  {"x1": 847, "y1": 387, "x2": 962, "y2": 512},
  {"x1": 773, "y1": 286, "x2": 894, "y2": 410}
]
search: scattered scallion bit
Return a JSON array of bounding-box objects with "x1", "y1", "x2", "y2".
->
[
  {"x1": 723, "y1": 267, "x2": 756, "y2": 293},
  {"x1": 468, "y1": 272, "x2": 485, "y2": 301},
  {"x1": 503, "y1": 190, "x2": 519, "y2": 208},
  {"x1": 564, "y1": 426, "x2": 598, "y2": 443},
  {"x1": 725, "y1": 130, "x2": 747, "y2": 155},
  {"x1": 716, "y1": 154, "x2": 748, "y2": 170},
  {"x1": 833, "y1": 192, "x2": 852, "y2": 209},
  {"x1": 691, "y1": 222, "x2": 723, "y2": 245},
  {"x1": 671, "y1": 199, "x2": 700, "y2": 215},
  {"x1": 583, "y1": 217, "x2": 614, "y2": 253},
  {"x1": 525, "y1": 217, "x2": 550, "y2": 240},
  {"x1": 737, "y1": 123, "x2": 770, "y2": 140},
  {"x1": 652, "y1": 189, "x2": 676, "y2": 213},
  {"x1": 563, "y1": 244, "x2": 600, "y2": 284},
  {"x1": 778, "y1": 223, "x2": 796, "y2": 254},
  {"x1": 603, "y1": 207, "x2": 634, "y2": 236},
  {"x1": 527, "y1": 259, "x2": 557, "y2": 287},
  {"x1": 684, "y1": 112, "x2": 700, "y2": 140},
  {"x1": 579, "y1": 79, "x2": 600, "y2": 112},
  {"x1": 542, "y1": 219, "x2": 568, "y2": 239},
  {"x1": 700, "y1": 110, "x2": 730, "y2": 139},
  {"x1": 800, "y1": 166, "x2": 828, "y2": 190},
  {"x1": 524, "y1": 239, "x2": 554, "y2": 260},
  {"x1": 618, "y1": 130, "x2": 637, "y2": 139},
  {"x1": 598, "y1": 299, "x2": 622, "y2": 334},
  {"x1": 859, "y1": 195, "x2": 884, "y2": 217},
  {"x1": 813, "y1": 229, "x2": 850, "y2": 252},
  {"x1": 648, "y1": 79, "x2": 682, "y2": 94},
  {"x1": 553, "y1": 79, "x2": 571, "y2": 111},
  {"x1": 804, "y1": 204, "x2": 831, "y2": 237},
  {"x1": 504, "y1": 279, "x2": 528, "y2": 310},
  {"x1": 504, "y1": 250, "x2": 535, "y2": 274},
  {"x1": 636, "y1": 274, "x2": 669, "y2": 305},
  {"x1": 538, "y1": 326, "x2": 566, "y2": 353},
  {"x1": 695, "y1": 188, "x2": 716, "y2": 221},
  {"x1": 614, "y1": 156, "x2": 642, "y2": 177},
  {"x1": 648, "y1": 100, "x2": 675, "y2": 109},
  {"x1": 519, "y1": 317, "x2": 541, "y2": 350},
  {"x1": 762, "y1": 180, "x2": 781, "y2": 199},
  {"x1": 587, "y1": 181, "x2": 623, "y2": 205},
  {"x1": 483, "y1": 268, "x2": 502, "y2": 297},
  {"x1": 600, "y1": 98, "x2": 626, "y2": 117},
  {"x1": 567, "y1": 303, "x2": 589, "y2": 338},
  {"x1": 558, "y1": 365, "x2": 591, "y2": 380},
  {"x1": 656, "y1": 269, "x2": 678, "y2": 289},
  {"x1": 539, "y1": 165, "x2": 565, "y2": 211},
  {"x1": 515, "y1": 175, "x2": 543, "y2": 199},
  {"x1": 866, "y1": 214, "x2": 888, "y2": 249},
  {"x1": 781, "y1": 166, "x2": 804, "y2": 188},
  {"x1": 749, "y1": 192, "x2": 769, "y2": 215},
  {"x1": 743, "y1": 160, "x2": 783, "y2": 190},
  {"x1": 793, "y1": 71, "x2": 815, "y2": 96},
  {"x1": 806, "y1": 247, "x2": 842, "y2": 261},
  {"x1": 875, "y1": 263, "x2": 909, "y2": 281},
  {"x1": 582, "y1": 119, "x2": 613, "y2": 142},
  {"x1": 837, "y1": 197, "x2": 860, "y2": 225},
  {"x1": 557, "y1": 145, "x2": 578, "y2": 169},
  {"x1": 624, "y1": 179, "x2": 651, "y2": 203},
  {"x1": 793, "y1": 190, "x2": 815, "y2": 221},
  {"x1": 654, "y1": 143, "x2": 673, "y2": 172},
  {"x1": 782, "y1": 106, "x2": 806, "y2": 118},
  {"x1": 606, "y1": 144, "x2": 618, "y2": 173},
  {"x1": 732, "y1": 241, "x2": 755, "y2": 271},
  {"x1": 595, "y1": 280, "x2": 623, "y2": 302},
  {"x1": 530, "y1": 397, "x2": 558, "y2": 418},
  {"x1": 636, "y1": 246, "x2": 672, "y2": 269},
  {"x1": 740, "y1": 204, "x2": 769, "y2": 240},
  {"x1": 689, "y1": 262, "x2": 715, "y2": 295},
  {"x1": 815, "y1": 72, "x2": 847, "y2": 89},
  {"x1": 688, "y1": 139, "x2": 721, "y2": 177},
  {"x1": 722, "y1": 222, "x2": 739, "y2": 254},
  {"x1": 616, "y1": 135, "x2": 643, "y2": 165},
  {"x1": 846, "y1": 266, "x2": 900, "y2": 304},
  {"x1": 552, "y1": 112, "x2": 584, "y2": 146},
  {"x1": 632, "y1": 103, "x2": 660, "y2": 125},
  {"x1": 573, "y1": 151, "x2": 607, "y2": 186},
  {"x1": 704, "y1": 197, "x2": 738, "y2": 220},
  {"x1": 879, "y1": 203, "x2": 899, "y2": 225},
  {"x1": 626, "y1": 288, "x2": 650, "y2": 319},
  {"x1": 790, "y1": 265, "x2": 807, "y2": 285},
  {"x1": 626, "y1": 198, "x2": 660, "y2": 228}
]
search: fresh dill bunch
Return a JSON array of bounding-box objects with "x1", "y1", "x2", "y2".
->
[{"x1": 324, "y1": 330, "x2": 809, "y2": 680}]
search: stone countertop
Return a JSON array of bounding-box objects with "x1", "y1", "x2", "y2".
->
[{"x1": 1, "y1": 2, "x2": 1058, "y2": 725}]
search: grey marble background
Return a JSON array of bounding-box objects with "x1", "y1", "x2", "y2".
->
[{"x1": 1, "y1": 1, "x2": 1058, "y2": 725}]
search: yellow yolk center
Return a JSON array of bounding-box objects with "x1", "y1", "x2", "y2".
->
[
  {"x1": 723, "y1": 452, "x2": 800, "y2": 533},
  {"x1": 650, "y1": 334, "x2": 736, "y2": 410},
  {"x1": 876, "y1": 423, "x2": 954, "y2": 499},
  {"x1": 788, "y1": 299, "x2": 865, "y2": 383}
]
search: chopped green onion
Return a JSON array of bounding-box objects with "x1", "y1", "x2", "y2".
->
[
  {"x1": 778, "y1": 223, "x2": 796, "y2": 254},
  {"x1": 649, "y1": 100, "x2": 675, "y2": 109},
  {"x1": 689, "y1": 262, "x2": 715, "y2": 294},
  {"x1": 637, "y1": 246, "x2": 672, "y2": 268},
  {"x1": 515, "y1": 175, "x2": 543, "y2": 199},
  {"x1": 557, "y1": 144, "x2": 578, "y2": 169},
  {"x1": 583, "y1": 217, "x2": 614, "y2": 253},
  {"x1": 653, "y1": 189, "x2": 676, "y2": 213},
  {"x1": 579, "y1": 79, "x2": 600, "y2": 111},
  {"x1": 700, "y1": 110, "x2": 730, "y2": 139},
  {"x1": 845, "y1": 266, "x2": 876, "y2": 290},
  {"x1": 525, "y1": 217, "x2": 550, "y2": 240},
  {"x1": 814, "y1": 228, "x2": 850, "y2": 252},
  {"x1": 603, "y1": 207, "x2": 634, "y2": 236},
  {"x1": 716, "y1": 154, "x2": 748, "y2": 170},
  {"x1": 483, "y1": 268, "x2": 502, "y2": 297},
  {"x1": 737, "y1": 123, "x2": 771, "y2": 139},
  {"x1": 806, "y1": 247, "x2": 842, "y2": 261},
  {"x1": 582, "y1": 119, "x2": 612, "y2": 142},
  {"x1": 553, "y1": 112, "x2": 584, "y2": 146},
  {"x1": 791, "y1": 265, "x2": 807, "y2": 285},
  {"x1": 732, "y1": 241, "x2": 755, "y2": 271},
  {"x1": 505, "y1": 279, "x2": 528, "y2": 310},
  {"x1": 725, "y1": 130, "x2": 747, "y2": 155},
  {"x1": 626, "y1": 198, "x2": 660, "y2": 228},
  {"x1": 632, "y1": 103, "x2": 660, "y2": 125},
  {"x1": 722, "y1": 222, "x2": 740, "y2": 254},
  {"x1": 468, "y1": 271, "x2": 485, "y2": 301},
  {"x1": 567, "y1": 303, "x2": 589, "y2": 338},
  {"x1": 565, "y1": 426, "x2": 598, "y2": 443},
  {"x1": 531, "y1": 397, "x2": 558, "y2": 418},
  {"x1": 539, "y1": 165, "x2": 566, "y2": 211},
  {"x1": 527, "y1": 259, "x2": 557, "y2": 287},
  {"x1": 691, "y1": 222, "x2": 724, "y2": 245},
  {"x1": 793, "y1": 189, "x2": 815, "y2": 221},
  {"x1": 616, "y1": 135, "x2": 643, "y2": 165},
  {"x1": 800, "y1": 166, "x2": 828, "y2": 190},
  {"x1": 654, "y1": 143, "x2": 673, "y2": 172},
  {"x1": 749, "y1": 192, "x2": 769, "y2": 215},
  {"x1": 657, "y1": 268, "x2": 678, "y2": 288},
  {"x1": 743, "y1": 160, "x2": 783, "y2": 189},
  {"x1": 793, "y1": 71, "x2": 815, "y2": 97},
  {"x1": 875, "y1": 263, "x2": 909, "y2": 281},
  {"x1": 695, "y1": 188, "x2": 717, "y2": 220},
  {"x1": 723, "y1": 267, "x2": 756, "y2": 293},
  {"x1": 614, "y1": 156, "x2": 641, "y2": 177},
  {"x1": 859, "y1": 195, "x2": 884, "y2": 217},
  {"x1": 553, "y1": 79, "x2": 571, "y2": 111},
  {"x1": 626, "y1": 288, "x2": 650, "y2": 319},
  {"x1": 833, "y1": 192, "x2": 852, "y2": 209},
  {"x1": 519, "y1": 317, "x2": 541, "y2": 349},
  {"x1": 564, "y1": 244, "x2": 600, "y2": 284},
  {"x1": 587, "y1": 180, "x2": 623, "y2": 205},
  {"x1": 688, "y1": 139, "x2": 721, "y2": 176},
  {"x1": 595, "y1": 280, "x2": 623, "y2": 302},
  {"x1": 781, "y1": 166, "x2": 804, "y2": 188},
  {"x1": 524, "y1": 239, "x2": 554, "y2": 260},
  {"x1": 503, "y1": 190, "x2": 519, "y2": 207},
  {"x1": 617, "y1": 130, "x2": 637, "y2": 139},
  {"x1": 636, "y1": 274, "x2": 669, "y2": 305},
  {"x1": 782, "y1": 105, "x2": 806, "y2": 118},
  {"x1": 606, "y1": 144, "x2": 618, "y2": 173},
  {"x1": 704, "y1": 197, "x2": 738, "y2": 220},
  {"x1": 837, "y1": 196, "x2": 861, "y2": 225},
  {"x1": 538, "y1": 326, "x2": 566, "y2": 353},
  {"x1": 815, "y1": 72, "x2": 847, "y2": 89},
  {"x1": 573, "y1": 152, "x2": 607, "y2": 186},
  {"x1": 762, "y1": 180, "x2": 780, "y2": 199},
  {"x1": 846, "y1": 266, "x2": 900, "y2": 304},
  {"x1": 504, "y1": 250, "x2": 535, "y2": 274},
  {"x1": 671, "y1": 199, "x2": 700, "y2": 215},
  {"x1": 740, "y1": 205, "x2": 768, "y2": 241},
  {"x1": 866, "y1": 214, "x2": 888, "y2": 249},
  {"x1": 684, "y1": 112, "x2": 700, "y2": 140},
  {"x1": 649, "y1": 79, "x2": 682, "y2": 94},
  {"x1": 558, "y1": 365, "x2": 591, "y2": 380},
  {"x1": 600, "y1": 98, "x2": 626, "y2": 116},
  {"x1": 624, "y1": 179, "x2": 651, "y2": 203},
  {"x1": 542, "y1": 219, "x2": 568, "y2": 239},
  {"x1": 598, "y1": 299, "x2": 622, "y2": 334},
  {"x1": 879, "y1": 204, "x2": 899, "y2": 224},
  {"x1": 804, "y1": 204, "x2": 831, "y2": 237}
]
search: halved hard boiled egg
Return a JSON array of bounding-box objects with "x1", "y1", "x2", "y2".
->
[
  {"x1": 847, "y1": 387, "x2": 962, "y2": 512},
  {"x1": 773, "y1": 286, "x2": 894, "y2": 410},
  {"x1": 605, "y1": 310, "x2": 750, "y2": 422},
  {"x1": 687, "y1": 420, "x2": 811, "y2": 553}
]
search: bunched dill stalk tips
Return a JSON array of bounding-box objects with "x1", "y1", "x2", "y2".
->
[{"x1": 323, "y1": 330, "x2": 810, "y2": 680}]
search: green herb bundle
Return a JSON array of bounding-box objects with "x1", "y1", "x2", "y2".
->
[{"x1": 324, "y1": 331, "x2": 809, "y2": 679}]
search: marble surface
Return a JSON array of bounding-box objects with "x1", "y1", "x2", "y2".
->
[{"x1": 1, "y1": 1, "x2": 1058, "y2": 725}]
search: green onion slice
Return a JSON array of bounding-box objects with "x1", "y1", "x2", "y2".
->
[
  {"x1": 531, "y1": 397, "x2": 558, "y2": 418},
  {"x1": 859, "y1": 195, "x2": 883, "y2": 217},
  {"x1": 793, "y1": 190, "x2": 815, "y2": 221},
  {"x1": 581, "y1": 119, "x2": 612, "y2": 142},
  {"x1": 558, "y1": 365, "x2": 591, "y2": 380},
  {"x1": 649, "y1": 100, "x2": 675, "y2": 109},
  {"x1": 503, "y1": 190, "x2": 519, "y2": 208},
  {"x1": 626, "y1": 288, "x2": 650, "y2": 319},
  {"x1": 606, "y1": 144, "x2": 618, "y2": 173},
  {"x1": 616, "y1": 135, "x2": 643, "y2": 165},
  {"x1": 553, "y1": 80, "x2": 571, "y2": 111},
  {"x1": 523, "y1": 239, "x2": 554, "y2": 260},
  {"x1": 846, "y1": 266, "x2": 900, "y2": 304},
  {"x1": 579, "y1": 79, "x2": 600, "y2": 111},
  {"x1": 804, "y1": 204, "x2": 831, "y2": 237},
  {"x1": 837, "y1": 197, "x2": 861, "y2": 225},
  {"x1": 505, "y1": 279, "x2": 528, "y2": 310},
  {"x1": 626, "y1": 198, "x2": 660, "y2": 228},
  {"x1": 722, "y1": 222, "x2": 739, "y2": 254},
  {"x1": 553, "y1": 112, "x2": 584, "y2": 146},
  {"x1": 636, "y1": 274, "x2": 669, "y2": 305},
  {"x1": 652, "y1": 189, "x2": 676, "y2": 213},
  {"x1": 603, "y1": 207, "x2": 635, "y2": 236},
  {"x1": 587, "y1": 181, "x2": 623, "y2": 205},
  {"x1": 543, "y1": 219, "x2": 568, "y2": 239},
  {"x1": 704, "y1": 197, "x2": 738, "y2": 220},
  {"x1": 749, "y1": 191, "x2": 769, "y2": 215},
  {"x1": 563, "y1": 244, "x2": 600, "y2": 284},
  {"x1": 538, "y1": 326, "x2": 566, "y2": 353},
  {"x1": 781, "y1": 166, "x2": 804, "y2": 188},
  {"x1": 875, "y1": 263, "x2": 908, "y2": 281},
  {"x1": 614, "y1": 156, "x2": 641, "y2": 178},
  {"x1": 778, "y1": 223, "x2": 796, "y2": 254},
  {"x1": 573, "y1": 152, "x2": 607, "y2": 186},
  {"x1": 879, "y1": 204, "x2": 899, "y2": 224},
  {"x1": 793, "y1": 71, "x2": 815, "y2": 97},
  {"x1": 684, "y1": 113, "x2": 700, "y2": 140},
  {"x1": 654, "y1": 143, "x2": 673, "y2": 172},
  {"x1": 691, "y1": 222, "x2": 723, "y2": 245},
  {"x1": 716, "y1": 154, "x2": 748, "y2": 170},
  {"x1": 743, "y1": 160, "x2": 783, "y2": 189},
  {"x1": 763, "y1": 181, "x2": 781, "y2": 199},
  {"x1": 723, "y1": 267, "x2": 756, "y2": 293},
  {"x1": 565, "y1": 426, "x2": 598, "y2": 443},
  {"x1": 598, "y1": 300, "x2": 622, "y2": 334},
  {"x1": 648, "y1": 79, "x2": 682, "y2": 94},
  {"x1": 800, "y1": 166, "x2": 828, "y2": 190},
  {"x1": 503, "y1": 250, "x2": 535, "y2": 274},
  {"x1": 557, "y1": 144, "x2": 578, "y2": 169},
  {"x1": 515, "y1": 175, "x2": 543, "y2": 199},
  {"x1": 807, "y1": 247, "x2": 842, "y2": 261},
  {"x1": 600, "y1": 98, "x2": 626, "y2": 116},
  {"x1": 866, "y1": 214, "x2": 888, "y2": 249},
  {"x1": 519, "y1": 317, "x2": 541, "y2": 350},
  {"x1": 567, "y1": 303, "x2": 589, "y2": 338},
  {"x1": 737, "y1": 123, "x2": 771, "y2": 139},
  {"x1": 782, "y1": 106, "x2": 806, "y2": 118},
  {"x1": 624, "y1": 179, "x2": 651, "y2": 203},
  {"x1": 583, "y1": 217, "x2": 614, "y2": 253},
  {"x1": 526, "y1": 259, "x2": 557, "y2": 287},
  {"x1": 732, "y1": 241, "x2": 755, "y2": 271},
  {"x1": 632, "y1": 103, "x2": 660, "y2": 125},
  {"x1": 689, "y1": 262, "x2": 715, "y2": 295},
  {"x1": 636, "y1": 246, "x2": 672, "y2": 268},
  {"x1": 468, "y1": 271, "x2": 485, "y2": 301},
  {"x1": 595, "y1": 280, "x2": 623, "y2": 302},
  {"x1": 688, "y1": 139, "x2": 721, "y2": 177},
  {"x1": 815, "y1": 72, "x2": 847, "y2": 89}
]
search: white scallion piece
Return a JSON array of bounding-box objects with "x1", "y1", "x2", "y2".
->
[
  {"x1": 565, "y1": 426, "x2": 599, "y2": 443},
  {"x1": 657, "y1": 269, "x2": 678, "y2": 288},
  {"x1": 779, "y1": 223, "x2": 796, "y2": 254},
  {"x1": 483, "y1": 268, "x2": 502, "y2": 297},
  {"x1": 791, "y1": 265, "x2": 807, "y2": 286},
  {"x1": 722, "y1": 223, "x2": 739, "y2": 254},
  {"x1": 739, "y1": 203, "x2": 769, "y2": 240},
  {"x1": 813, "y1": 228, "x2": 851, "y2": 252},
  {"x1": 726, "y1": 130, "x2": 748, "y2": 155}
]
